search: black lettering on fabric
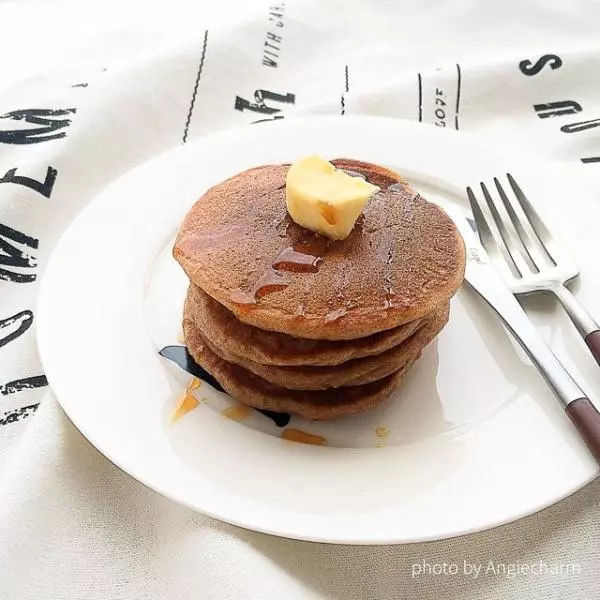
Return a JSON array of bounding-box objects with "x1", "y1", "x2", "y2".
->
[
  {"x1": 0, "y1": 166, "x2": 57, "y2": 198},
  {"x1": 0, "y1": 403, "x2": 40, "y2": 427},
  {"x1": 0, "y1": 223, "x2": 38, "y2": 283},
  {"x1": 519, "y1": 54, "x2": 563, "y2": 76},
  {"x1": 252, "y1": 115, "x2": 285, "y2": 124},
  {"x1": 560, "y1": 119, "x2": 600, "y2": 133},
  {"x1": 534, "y1": 100, "x2": 582, "y2": 119},
  {"x1": 0, "y1": 109, "x2": 76, "y2": 144},
  {"x1": 0, "y1": 375, "x2": 48, "y2": 396},
  {"x1": 235, "y1": 90, "x2": 295, "y2": 114},
  {"x1": 561, "y1": 118, "x2": 600, "y2": 133},
  {"x1": 0, "y1": 310, "x2": 33, "y2": 348}
]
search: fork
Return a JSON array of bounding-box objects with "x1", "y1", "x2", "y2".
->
[{"x1": 467, "y1": 174, "x2": 600, "y2": 366}]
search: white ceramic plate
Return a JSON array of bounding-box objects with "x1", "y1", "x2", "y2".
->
[{"x1": 37, "y1": 117, "x2": 600, "y2": 544}]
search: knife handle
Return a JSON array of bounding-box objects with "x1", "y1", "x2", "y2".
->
[
  {"x1": 481, "y1": 287, "x2": 600, "y2": 463},
  {"x1": 565, "y1": 398, "x2": 600, "y2": 462}
]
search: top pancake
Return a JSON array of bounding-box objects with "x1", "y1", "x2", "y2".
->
[{"x1": 174, "y1": 158, "x2": 465, "y2": 340}]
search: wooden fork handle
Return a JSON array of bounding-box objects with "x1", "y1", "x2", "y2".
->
[
  {"x1": 554, "y1": 286, "x2": 600, "y2": 366},
  {"x1": 566, "y1": 398, "x2": 600, "y2": 462},
  {"x1": 585, "y1": 330, "x2": 600, "y2": 367}
]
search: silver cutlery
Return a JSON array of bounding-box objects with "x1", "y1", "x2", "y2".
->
[
  {"x1": 451, "y1": 208, "x2": 600, "y2": 463},
  {"x1": 467, "y1": 174, "x2": 600, "y2": 365}
]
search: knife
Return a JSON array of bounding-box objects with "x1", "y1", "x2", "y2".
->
[{"x1": 450, "y1": 208, "x2": 600, "y2": 463}]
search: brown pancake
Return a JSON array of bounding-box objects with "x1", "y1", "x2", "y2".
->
[
  {"x1": 182, "y1": 316, "x2": 417, "y2": 420},
  {"x1": 186, "y1": 284, "x2": 427, "y2": 366},
  {"x1": 174, "y1": 158, "x2": 465, "y2": 340},
  {"x1": 194, "y1": 302, "x2": 449, "y2": 390}
]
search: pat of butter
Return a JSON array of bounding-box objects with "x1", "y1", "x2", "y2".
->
[{"x1": 285, "y1": 156, "x2": 380, "y2": 240}]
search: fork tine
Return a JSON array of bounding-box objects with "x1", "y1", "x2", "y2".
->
[
  {"x1": 467, "y1": 187, "x2": 496, "y2": 251},
  {"x1": 480, "y1": 181, "x2": 532, "y2": 277},
  {"x1": 493, "y1": 177, "x2": 543, "y2": 272},
  {"x1": 467, "y1": 186, "x2": 520, "y2": 277},
  {"x1": 506, "y1": 173, "x2": 557, "y2": 266}
]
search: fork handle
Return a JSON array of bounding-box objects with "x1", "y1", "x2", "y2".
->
[
  {"x1": 554, "y1": 285, "x2": 600, "y2": 366},
  {"x1": 565, "y1": 398, "x2": 600, "y2": 462},
  {"x1": 584, "y1": 331, "x2": 600, "y2": 366}
]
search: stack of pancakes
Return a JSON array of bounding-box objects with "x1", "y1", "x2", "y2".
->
[{"x1": 174, "y1": 159, "x2": 465, "y2": 420}]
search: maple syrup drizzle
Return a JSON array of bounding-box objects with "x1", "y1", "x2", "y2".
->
[
  {"x1": 272, "y1": 247, "x2": 322, "y2": 273},
  {"x1": 230, "y1": 268, "x2": 289, "y2": 305},
  {"x1": 229, "y1": 289, "x2": 257, "y2": 306},
  {"x1": 221, "y1": 404, "x2": 251, "y2": 421},
  {"x1": 230, "y1": 233, "x2": 330, "y2": 305},
  {"x1": 292, "y1": 234, "x2": 331, "y2": 258},
  {"x1": 254, "y1": 268, "x2": 289, "y2": 299},
  {"x1": 187, "y1": 377, "x2": 201, "y2": 392},
  {"x1": 281, "y1": 428, "x2": 327, "y2": 446},
  {"x1": 171, "y1": 394, "x2": 200, "y2": 423},
  {"x1": 170, "y1": 378, "x2": 202, "y2": 423},
  {"x1": 318, "y1": 202, "x2": 337, "y2": 225},
  {"x1": 177, "y1": 226, "x2": 251, "y2": 255},
  {"x1": 375, "y1": 426, "x2": 390, "y2": 448}
]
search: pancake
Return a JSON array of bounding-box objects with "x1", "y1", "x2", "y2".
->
[
  {"x1": 182, "y1": 315, "x2": 417, "y2": 420},
  {"x1": 186, "y1": 284, "x2": 427, "y2": 366},
  {"x1": 194, "y1": 302, "x2": 449, "y2": 390},
  {"x1": 174, "y1": 158, "x2": 465, "y2": 340}
]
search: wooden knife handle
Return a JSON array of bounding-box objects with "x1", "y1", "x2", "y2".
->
[
  {"x1": 566, "y1": 398, "x2": 600, "y2": 462},
  {"x1": 585, "y1": 330, "x2": 600, "y2": 367}
]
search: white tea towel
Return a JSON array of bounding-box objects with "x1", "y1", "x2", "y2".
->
[{"x1": 2, "y1": 1, "x2": 600, "y2": 598}]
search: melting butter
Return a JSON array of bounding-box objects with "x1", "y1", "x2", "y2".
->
[{"x1": 285, "y1": 156, "x2": 379, "y2": 240}]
